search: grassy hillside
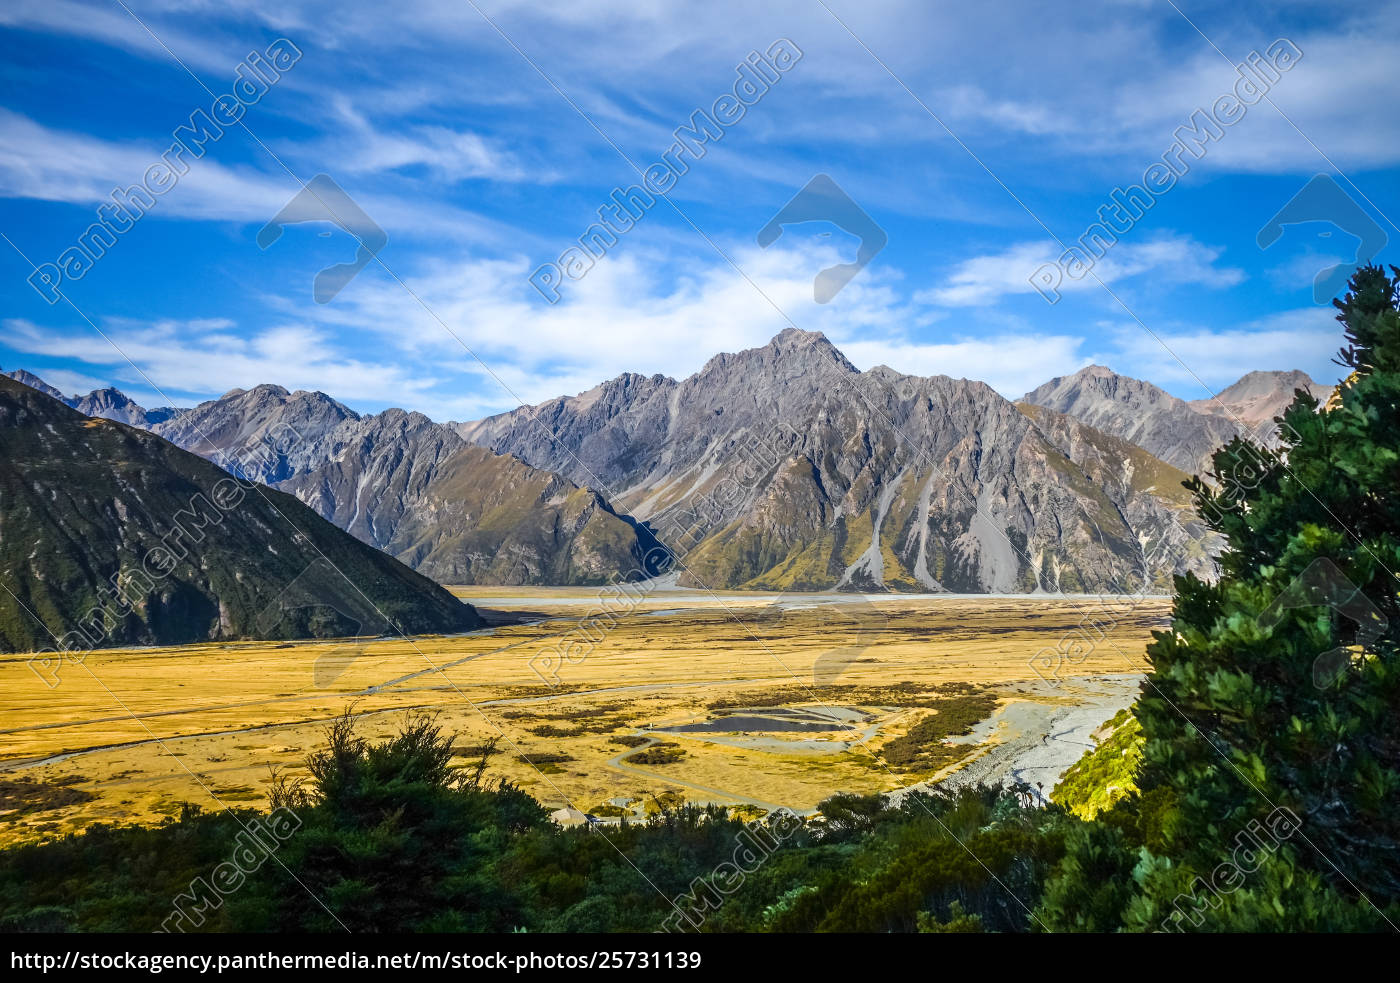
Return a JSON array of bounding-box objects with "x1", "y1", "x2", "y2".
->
[
  {"x1": 1051, "y1": 709, "x2": 1142, "y2": 820},
  {"x1": 0, "y1": 377, "x2": 480, "y2": 654}
]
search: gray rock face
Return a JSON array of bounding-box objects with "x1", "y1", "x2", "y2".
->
[
  {"x1": 1016, "y1": 403, "x2": 1223, "y2": 584},
  {"x1": 454, "y1": 370, "x2": 680, "y2": 488},
  {"x1": 276, "y1": 407, "x2": 465, "y2": 548},
  {"x1": 1190, "y1": 370, "x2": 1331, "y2": 429},
  {"x1": 457, "y1": 329, "x2": 1217, "y2": 593},
  {"x1": 1023, "y1": 365, "x2": 1244, "y2": 476},
  {"x1": 335, "y1": 444, "x2": 649, "y2": 586},
  {"x1": 71, "y1": 388, "x2": 153, "y2": 426},
  {"x1": 148, "y1": 385, "x2": 648, "y2": 585},
  {"x1": 152, "y1": 384, "x2": 360, "y2": 482}
]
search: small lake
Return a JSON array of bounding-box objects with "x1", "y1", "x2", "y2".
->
[
  {"x1": 658, "y1": 705, "x2": 868, "y2": 734},
  {"x1": 665, "y1": 715, "x2": 843, "y2": 733}
]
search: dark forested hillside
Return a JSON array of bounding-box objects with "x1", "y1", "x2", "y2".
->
[{"x1": 0, "y1": 377, "x2": 480, "y2": 655}]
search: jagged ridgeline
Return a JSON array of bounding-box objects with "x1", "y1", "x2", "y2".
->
[
  {"x1": 0, "y1": 377, "x2": 480, "y2": 654},
  {"x1": 461, "y1": 329, "x2": 1226, "y2": 592},
  {"x1": 149, "y1": 385, "x2": 658, "y2": 586},
  {"x1": 5, "y1": 333, "x2": 1326, "y2": 594}
]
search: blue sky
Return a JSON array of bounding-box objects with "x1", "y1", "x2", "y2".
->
[{"x1": 1, "y1": 0, "x2": 1396, "y2": 421}]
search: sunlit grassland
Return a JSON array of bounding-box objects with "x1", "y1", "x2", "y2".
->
[{"x1": 0, "y1": 593, "x2": 1166, "y2": 845}]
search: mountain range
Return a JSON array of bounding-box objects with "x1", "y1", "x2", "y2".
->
[
  {"x1": 3, "y1": 333, "x2": 1330, "y2": 598},
  {"x1": 459, "y1": 330, "x2": 1237, "y2": 592},
  {"x1": 1022, "y1": 365, "x2": 1329, "y2": 475},
  {"x1": 147, "y1": 385, "x2": 652, "y2": 585}
]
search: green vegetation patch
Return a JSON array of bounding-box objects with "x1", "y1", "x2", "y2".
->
[
  {"x1": 1051, "y1": 709, "x2": 1141, "y2": 820},
  {"x1": 527, "y1": 724, "x2": 585, "y2": 738},
  {"x1": 607, "y1": 734, "x2": 649, "y2": 747},
  {"x1": 625, "y1": 742, "x2": 687, "y2": 765},
  {"x1": 514, "y1": 751, "x2": 572, "y2": 766},
  {"x1": 878, "y1": 687, "x2": 999, "y2": 771},
  {"x1": 0, "y1": 776, "x2": 95, "y2": 819}
]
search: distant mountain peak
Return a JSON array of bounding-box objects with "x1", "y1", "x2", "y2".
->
[
  {"x1": 82, "y1": 386, "x2": 137, "y2": 404},
  {"x1": 769, "y1": 327, "x2": 854, "y2": 367},
  {"x1": 1021, "y1": 364, "x2": 1123, "y2": 400},
  {"x1": 1024, "y1": 366, "x2": 1236, "y2": 474},
  {"x1": 2, "y1": 368, "x2": 69, "y2": 402},
  {"x1": 1191, "y1": 369, "x2": 1332, "y2": 429},
  {"x1": 71, "y1": 388, "x2": 150, "y2": 427},
  {"x1": 1231, "y1": 368, "x2": 1313, "y2": 385},
  {"x1": 694, "y1": 328, "x2": 858, "y2": 382},
  {"x1": 1078, "y1": 364, "x2": 1117, "y2": 378},
  {"x1": 772, "y1": 326, "x2": 827, "y2": 345}
]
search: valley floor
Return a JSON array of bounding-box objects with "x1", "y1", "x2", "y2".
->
[{"x1": 0, "y1": 591, "x2": 1168, "y2": 844}]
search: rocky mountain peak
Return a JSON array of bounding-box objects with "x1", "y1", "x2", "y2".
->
[
  {"x1": 1191, "y1": 370, "x2": 1332, "y2": 429},
  {"x1": 1023, "y1": 366, "x2": 1241, "y2": 475},
  {"x1": 2, "y1": 368, "x2": 68, "y2": 402},
  {"x1": 71, "y1": 387, "x2": 148, "y2": 426},
  {"x1": 766, "y1": 327, "x2": 855, "y2": 370}
]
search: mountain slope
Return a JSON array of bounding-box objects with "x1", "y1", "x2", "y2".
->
[
  {"x1": 1015, "y1": 402, "x2": 1222, "y2": 583},
  {"x1": 273, "y1": 407, "x2": 466, "y2": 547},
  {"x1": 372, "y1": 446, "x2": 650, "y2": 585},
  {"x1": 459, "y1": 329, "x2": 1210, "y2": 593},
  {"x1": 3, "y1": 369, "x2": 67, "y2": 402},
  {"x1": 1022, "y1": 365, "x2": 1244, "y2": 475},
  {"x1": 71, "y1": 387, "x2": 159, "y2": 427},
  {"x1": 0, "y1": 377, "x2": 480, "y2": 654},
  {"x1": 1189, "y1": 369, "x2": 1331, "y2": 429},
  {"x1": 277, "y1": 414, "x2": 650, "y2": 585}
]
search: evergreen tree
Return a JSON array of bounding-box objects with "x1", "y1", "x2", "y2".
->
[
  {"x1": 238, "y1": 711, "x2": 546, "y2": 932},
  {"x1": 1044, "y1": 266, "x2": 1400, "y2": 931}
]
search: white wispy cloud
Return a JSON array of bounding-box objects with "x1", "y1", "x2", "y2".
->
[
  {"x1": 0, "y1": 0, "x2": 233, "y2": 71},
  {"x1": 0, "y1": 109, "x2": 526, "y2": 247},
  {"x1": 919, "y1": 233, "x2": 1245, "y2": 307},
  {"x1": 308, "y1": 96, "x2": 548, "y2": 184}
]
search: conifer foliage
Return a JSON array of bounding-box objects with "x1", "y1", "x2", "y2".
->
[{"x1": 1043, "y1": 266, "x2": 1400, "y2": 931}]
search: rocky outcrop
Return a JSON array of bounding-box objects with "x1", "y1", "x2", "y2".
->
[
  {"x1": 1015, "y1": 402, "x2": 1222, "y2": 585},
  {"x1": 151, "y1": 384, "x2": 359, "y2": 482},
  {"x1": 275, "y1": 413, "x2": 648, "y2": 585}
]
